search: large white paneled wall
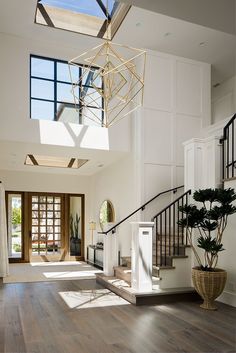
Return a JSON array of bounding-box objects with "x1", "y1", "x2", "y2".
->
[
  {"x1": 90, "y1": 50, "x2": 211, "y2": 258},
  {"x1": 212, "y1": 75, "x2": 236, "y2": 124},
  {"x1": 138, "y1": 50, "x2": 211, "y2": 218}
]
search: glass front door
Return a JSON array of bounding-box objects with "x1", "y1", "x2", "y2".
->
[{"x1": 29, "y1": 193, "x2": 64, "y2": 260}]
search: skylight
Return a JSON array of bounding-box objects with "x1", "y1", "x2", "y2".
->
[
  {"x1": 35, "y1": 0, "x2": 130, "y2": 39},
  {"x1": 25, "y1": 154, "x2": 89, "y2": 169}
]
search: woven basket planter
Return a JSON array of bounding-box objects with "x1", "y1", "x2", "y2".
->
[{"x1": 192, "y1": 267, "x2": 227, "y2": 310}]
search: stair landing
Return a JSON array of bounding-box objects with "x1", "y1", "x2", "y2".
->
[{"x1": 96, "y1": 273, "x2": 199, "y2": 305}]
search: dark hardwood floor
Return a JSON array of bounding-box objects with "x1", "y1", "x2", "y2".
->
[{"x1": 0, "y1": 279, "x2": 235, "y2": 353}]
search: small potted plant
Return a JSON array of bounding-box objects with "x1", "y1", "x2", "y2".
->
[{"x1": 178, "y1": 188, "x2": 236, "y2": 310}]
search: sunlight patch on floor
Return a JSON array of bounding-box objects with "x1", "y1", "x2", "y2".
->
[
  {"x1": 43, "y1": 269, "x2": 102, "y2": 279},
  {"x1": 59, "y1": 289, "x2": 130, "y2": 309}
]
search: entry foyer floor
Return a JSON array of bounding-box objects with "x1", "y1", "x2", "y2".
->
[{"x1": 0, "y1": 278, "x2": 235, "y2": 353}]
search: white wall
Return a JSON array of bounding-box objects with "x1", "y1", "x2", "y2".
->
[
  {"x1": 89, "y1": 49, "x2": 211, "y2": 261},
  {"x1": 212, "y1": 76, "x2": 236, "y2": 124},
  {"x1": 139, "y1": 50, "x2": 211, "y2": 220},
  {"x1": 89, "y1": 154, "x2": 137, "y2": 257},
  {"x1": 218, "y1": 178, "x2": 236, "y2": 307}
]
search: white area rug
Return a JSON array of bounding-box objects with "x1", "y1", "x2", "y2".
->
[{"x1": 3, "y1": 261, "x2": 102, "y2": 284}]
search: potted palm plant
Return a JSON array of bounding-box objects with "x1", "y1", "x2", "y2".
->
[{"x1": 178, "y1": 188, "x2": 236, "y2": 310}]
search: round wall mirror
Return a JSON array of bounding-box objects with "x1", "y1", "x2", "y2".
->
[{"x1": 99, "y1": 200, "x2": 115, "y2": 231}]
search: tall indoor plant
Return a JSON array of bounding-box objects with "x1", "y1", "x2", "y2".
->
[
  {"x1": 70, "y1": 213, "x2": 81, "y2": 256},
  {"x1": 178, "y1": 188, "x2": 236, "y2": 310}
]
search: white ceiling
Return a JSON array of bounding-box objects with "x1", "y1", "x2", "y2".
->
[
  {"x1": 0, "y1": 0, "x2": 234, "y2": 85},
  {"x1": 114, "y1": 6, "x2": 236, "y2": 86},
  {"x1": 0, "y1": 141, "x2": 126, "y2": 176}
]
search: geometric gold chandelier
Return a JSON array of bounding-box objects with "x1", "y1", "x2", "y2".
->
[{"x1": 69, "y1": 6, "x2": 146, "y2": 128}]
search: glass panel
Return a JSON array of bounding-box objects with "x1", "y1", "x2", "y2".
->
[
  {"x1": 47, "y1": 204, "x2": 53, "y2": 211},
  {"x1": 32, "y1": 196, "x2": 38, "y2": 203},
  {"x1": 32, "y1": 219, "x2": 38, "y2": 225},
  {"x1": 57, "y1": 62, "x2": 79, "y2": 83},
  {"x1": 40, "y1": 0, "x2": 108, "y2": 18},
  {"x1": 55, "y1": 226, "x2": 60, "y2": 233},
  {"x1": 31, "y1": 78, "x2": 54, "y2": 100},
  {"x1": 69, "y1": 196, "x2": 82, "y2": 256},
  {"x1": 40, "y1": 211, "x2": 46, "y2": 218},
  {"x1": 32, "y1": 226, "x2": 38, "y2": 233},
  {"x1": 55, "y1": 212, "x2": 60, "y2": 218},
  {"x1": 47, "y1": 212, "x2": 53, "y2": 218},
  {"x1": 40, "y1": 219, "x2": 46, "y2": 225},
  {"x1": 32, "y1": 203, "x2": 38, "y2": 210},
  {"x1": 83, "y1": 87, "x2": 102, "y2": 108},
  {"x1": 40, "y1": 196, "x2": 47, "y2": 203},
  {"x1": 57, "y1": 82, "x2": 76, "y2": 103},
  {"x1": 55, "y1": 219, "x2": 61, "y2": 226},
  {"x1": 55, "y1": 197, "x2": 61, "y2": 203},
  {"x1": 55, "y1": 204, "x2": 60, "y2": 211},
  {"x1": 82, "y1": 68, "x2": 102, "y2": 88},
  {"x1": 31, "y1": 99, "x2": 54, "y2": 121},
  {"x1": 56, "y1": 103, "x2": 79, "y2": 124},
  {"x1": 47, "y1": 219, "x2": 53, "y2": 225},
  {"x1": 31, "y1": 57, "x2": 54, "y2": 79},
  {"x1": 47, "y1": 197, "x2": 54, "y2": 203},
  {"x1": 40, "y1": 204, "x2": 46, "y2": 210},
  {"x1": 7, "y1": 194, "x2": 23, "y2": 258},
  {"x1": 32, "y1": 211, "x2": 38, "y2": 218}
]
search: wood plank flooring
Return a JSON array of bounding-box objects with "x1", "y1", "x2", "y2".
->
[{"x1": 0, "y1": 279, "x2": 235, "y2": 353}]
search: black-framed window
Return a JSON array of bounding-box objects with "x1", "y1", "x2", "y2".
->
[{"x1": 30, "y1": 55, "x2": 103, "y2": 126}]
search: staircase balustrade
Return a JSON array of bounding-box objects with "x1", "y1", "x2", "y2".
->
[
  {"x1": 220, "y1": 113, "x2": 236, "y2": 180},
  {"x1": 152, "y1": 190, "x2": 191, "y2": 267}
]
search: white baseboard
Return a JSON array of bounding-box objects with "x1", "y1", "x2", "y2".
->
[{"x1": 218, "y1": 290, "x2": 236, "y2": 307}]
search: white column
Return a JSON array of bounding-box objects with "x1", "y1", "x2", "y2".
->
[
  {"x1": 131, "y1": 222, "x2": 153, "y2": 292},
  {"x1": 184, "y1": 136, "x2": 221, "y2": 193},
  {"x1": 103, "y1": 223, "x2": 118, "y2": 276}
]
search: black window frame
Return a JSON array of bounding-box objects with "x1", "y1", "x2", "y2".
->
[{"x1": 30, "y1": 54, "x2": 103, "y2": 125}]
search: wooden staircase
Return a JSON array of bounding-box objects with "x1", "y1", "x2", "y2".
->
[{"x1": 96, "y1": 188, "x2": 199, "y2": 305}]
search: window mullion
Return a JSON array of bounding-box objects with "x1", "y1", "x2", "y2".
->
[{"x1": 54, "y1": 60, "x2": 57, "y2": 121}]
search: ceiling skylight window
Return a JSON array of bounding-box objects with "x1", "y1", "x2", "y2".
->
[
  {"x1": 35, "y1": 0, "x2": 130, "y2": 39},
  {"x1": 25, "y1": 154, "x2": 89, "y2": 169}
]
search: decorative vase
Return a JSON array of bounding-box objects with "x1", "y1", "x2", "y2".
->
[
  {"x1": 192, "y1": 267, "x2": 227, "y2": 310},
  {"x1": 70, "y1": 238, "x2": 81, "y2": 256}
]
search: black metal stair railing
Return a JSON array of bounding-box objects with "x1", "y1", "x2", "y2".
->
[
  {"x1": 98, "y1": 185, "x2": 184, "y2": 236},
  {"x1": 152, "y1": 189, "x2": 191, "y2": 267},
  {"x1": 220, "y1": 113, "x2": 236, "y2": 180}
]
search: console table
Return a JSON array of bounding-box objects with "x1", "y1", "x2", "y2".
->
[{"x1": 87, "y1": 245, "x2": 103, "y2": 269}]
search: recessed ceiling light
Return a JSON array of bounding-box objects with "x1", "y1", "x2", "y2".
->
[
  {"x1": 199, "y1": 42, "x2": 206, "y2": 46},
  {"x1": 164, "y1": 32, "x2": 171, "y2": 37},
  {"x1": 98, "y1": 164, "x2": 104, "y2": 168}
]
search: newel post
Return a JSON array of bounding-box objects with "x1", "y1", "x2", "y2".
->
[
  {"x1": 130, "y1": 222, "x2": 154, "y2": 292},
  {"x1": 103, "y1": 223, "x2": 118, "y2": 276}
]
